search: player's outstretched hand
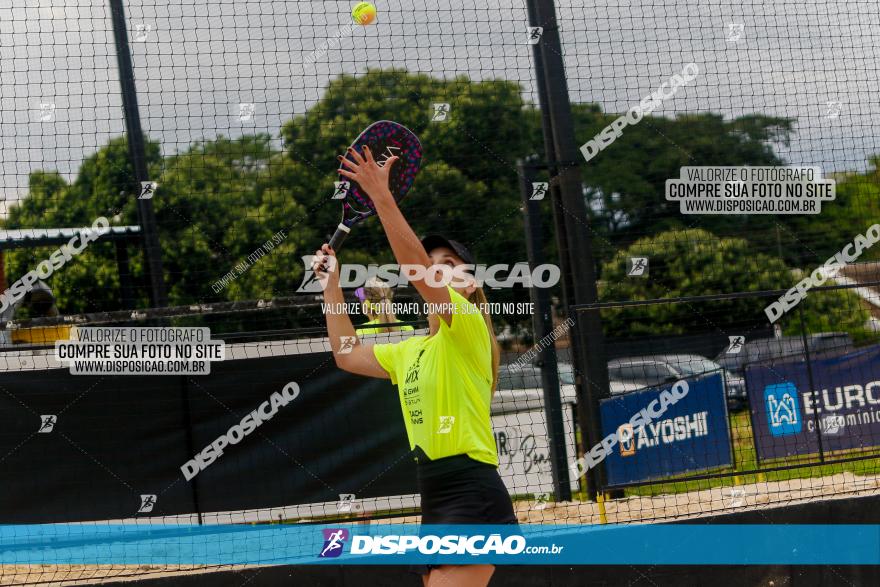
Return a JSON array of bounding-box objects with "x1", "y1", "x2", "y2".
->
[{"x1": 337, "y1": 145, "x2": 399, "y2": 205}]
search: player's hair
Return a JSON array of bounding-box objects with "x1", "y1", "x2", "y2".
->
[
  {"x1": 362, "y1": 277, "x2": 400, "y2": 333},
  {"x1": 468, "y1": 286, "x2": 500, "y2": 395}
]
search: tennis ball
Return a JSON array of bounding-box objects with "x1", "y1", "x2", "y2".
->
[{"x1": 352, "y1": 2, "x2": 376, "y2": 25}]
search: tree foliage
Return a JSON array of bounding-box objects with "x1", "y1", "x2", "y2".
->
[
  {"x1": 599, "y1": 229, "x2": 871, "y2": 340},
  {"x1": 2, "y1": 69, "x2": 876, "y2": 344}
]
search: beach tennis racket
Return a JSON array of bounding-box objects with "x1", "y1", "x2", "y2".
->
[
  {"x1": 327, "y1": 120, "x2": 423, "y2": 250},
  {"x1": 302, "y1": 120, "x2": 422, "y2": 290}
]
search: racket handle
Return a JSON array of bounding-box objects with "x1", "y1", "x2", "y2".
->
[{"x1": 328, "y1": 223, "x2": 350, "y2": 251}]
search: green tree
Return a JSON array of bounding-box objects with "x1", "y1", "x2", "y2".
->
[
  {"x1": 155, "y1": 134, "x2": 314, "y2": 302},
  {"x1": 599, "y1": 229, "x2": 871, "y2": 341},
  {"x1": 6, "y1": 68, "x2": 877, "y2": 332},
  {"x1": 3, "y1": 134, "x2": 318, "y2": 314},
  {"x1": 279, "y1": 69, "x2": 530, "y2": 269},
  {"x1": 570, "y1": 109, "x2": 796, "y2": 257},
  {"x1": 2, "y1": 137, "x2": 157, "y2": 313},
  {"x1": 569, "y1": 106, "x2": 879, "y2": 269}
]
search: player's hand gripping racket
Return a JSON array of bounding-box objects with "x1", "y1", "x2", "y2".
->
[{"x1": 305, "y1": 121, "x2": 422, "y2": 289}]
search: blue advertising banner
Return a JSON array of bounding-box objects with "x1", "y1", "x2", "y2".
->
[
  {"x1": 1, "y1": 523, "x2": 878, "y2": 565},
  {"x1": 599, "y1": 373, "x2": 732, "y2": 486},
  {"x1": 746, "y1": 344, "x2": 880, "y2": 461}
]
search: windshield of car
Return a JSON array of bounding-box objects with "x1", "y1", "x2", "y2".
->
[
  {"x1": 747, "y1": 339, "x2": 804, "y2": 362},
  {"x1": 671, "y1": 357, "x2": 723, "y2": 376},
  {"x1": 715, "y1": 355, "x2": 740, "y2": 370},
  {"x1": 499, "y1": 364, "x2": 576, "y2": 388},
  {"x1": 811, "y1": 334, "x2": 853, "y2": 354},
  {"x1": 558, "y1": 365, "x2": 575, "y2": 385},
  {"x1": 498, "y1": 367, "x2": 539, "y2": 390},
  {"x1": 608, "y1": 362, "x2": 676, "y2": 384}
]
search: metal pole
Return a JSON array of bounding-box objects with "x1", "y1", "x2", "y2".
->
[
  {"x1": 108, "y1": 0, "x2": 168, "y2": 308},
  {"x1": 518, "y1": 159, "x2": 572, "y2": 502},
  {"x1": 797, "y1": 304, "x2": 825, "y2": 462},
  {"x1": 525, "y1": 0, "x2": 585, "y2": 499},
  {"x1": 179, "y1": 377, "x2": 203, "y2": 524},
  {"x1": 526, "y1": 0, "x2": 611, "y2": 498},
  {"x1": 524, "y1": 0, "x2": 575, "y2": 329}
]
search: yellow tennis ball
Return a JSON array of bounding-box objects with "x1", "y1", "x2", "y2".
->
[{"x1": 352, "y1": 2, "x2": 376, "y2": 25}]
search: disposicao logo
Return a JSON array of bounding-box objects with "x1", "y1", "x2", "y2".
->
[{"x1": 319, "y1": 528, "x2": 349, "y2": 558}]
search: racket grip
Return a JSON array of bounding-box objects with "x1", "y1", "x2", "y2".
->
[{"x1": 328, "y1": 223, "x2": 350, "y2": 251}]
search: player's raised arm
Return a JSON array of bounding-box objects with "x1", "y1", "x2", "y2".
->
[
  {"x1": 312, "y1": 244, "x2": 388, "y2": 379},
  {"x1": 338, "y1": 146, "x2": 454, "y2": 324}
]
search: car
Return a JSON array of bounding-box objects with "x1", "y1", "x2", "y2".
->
[
  {"x1": 493, "y1": 363, "x2": 575, "y2": 417},
  {"x1": 495, "y1": 362, "x2": 641, "y2": 406},
  {"x1": 555, "y1": 362, "x2": 644, "y2": 396},
  {"x1": 608, "y1": 354, "x2": 746, "y2": 410},
  {"x1": 713, "y1": 332, "x2": 854, "y2": 379}
]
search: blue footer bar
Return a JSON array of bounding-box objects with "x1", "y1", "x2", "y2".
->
[{"x1": 0, "y1": 524, "x2": 877, "y2": 565}]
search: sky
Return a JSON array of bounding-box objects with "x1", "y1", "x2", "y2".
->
[{"x1": 1, "y1": 0, "x2": 878, "y2": 215}]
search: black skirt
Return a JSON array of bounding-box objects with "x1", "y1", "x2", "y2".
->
[
  {"x1": 410, "y1": 451, "x2": 518, "y2": 575},
  {"x1": 417, "y1": 453, "x2": 518, "y2": 525}
]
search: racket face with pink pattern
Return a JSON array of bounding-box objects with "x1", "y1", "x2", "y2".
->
[
  {"x1": 301, "y1": 121, "x2": 422, "y2": 291},
  {"x1": 328, "y1": 121, "x2": 422, "y2": 249}
]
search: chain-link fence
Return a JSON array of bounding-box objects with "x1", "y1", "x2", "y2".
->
[{"x1": 2, "y1": 0, "x2": 880, "y2": 582}]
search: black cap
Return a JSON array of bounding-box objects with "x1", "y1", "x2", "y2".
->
[{"x1": 420, "y1": 234, "x2": 476, "y2": 266}]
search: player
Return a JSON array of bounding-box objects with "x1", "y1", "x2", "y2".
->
[
  {"x1": 313, "y1": 146, "x2": 516, "y2": 587},
  {"x1": 355, "y1": 277, "x2": 415, "y2": 334}
]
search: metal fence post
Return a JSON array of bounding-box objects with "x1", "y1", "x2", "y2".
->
[
  {"x1": 518, "y1": 159, "x2": 572, "y2": 502},
  {"x1": 797, "y1": 304, "x2": 825, "y2": 462},
  {"x1": 526, "y1": 0, "x2": 611, "y2": 498},
  {"x1": 108, "y1": 0, "x2": 168, "y2": 308}
]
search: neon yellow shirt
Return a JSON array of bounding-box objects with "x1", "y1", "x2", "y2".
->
[
  {"x1": 358, "y1": 318, "x2": 415, "y2": 335},
  {"x1": 373, "y1": 285, "x2": 496, "y2": 466}
]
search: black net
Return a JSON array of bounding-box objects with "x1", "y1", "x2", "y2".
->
[{"x1": 1, "y1": 0, "x2": 880, "y2": 580}]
